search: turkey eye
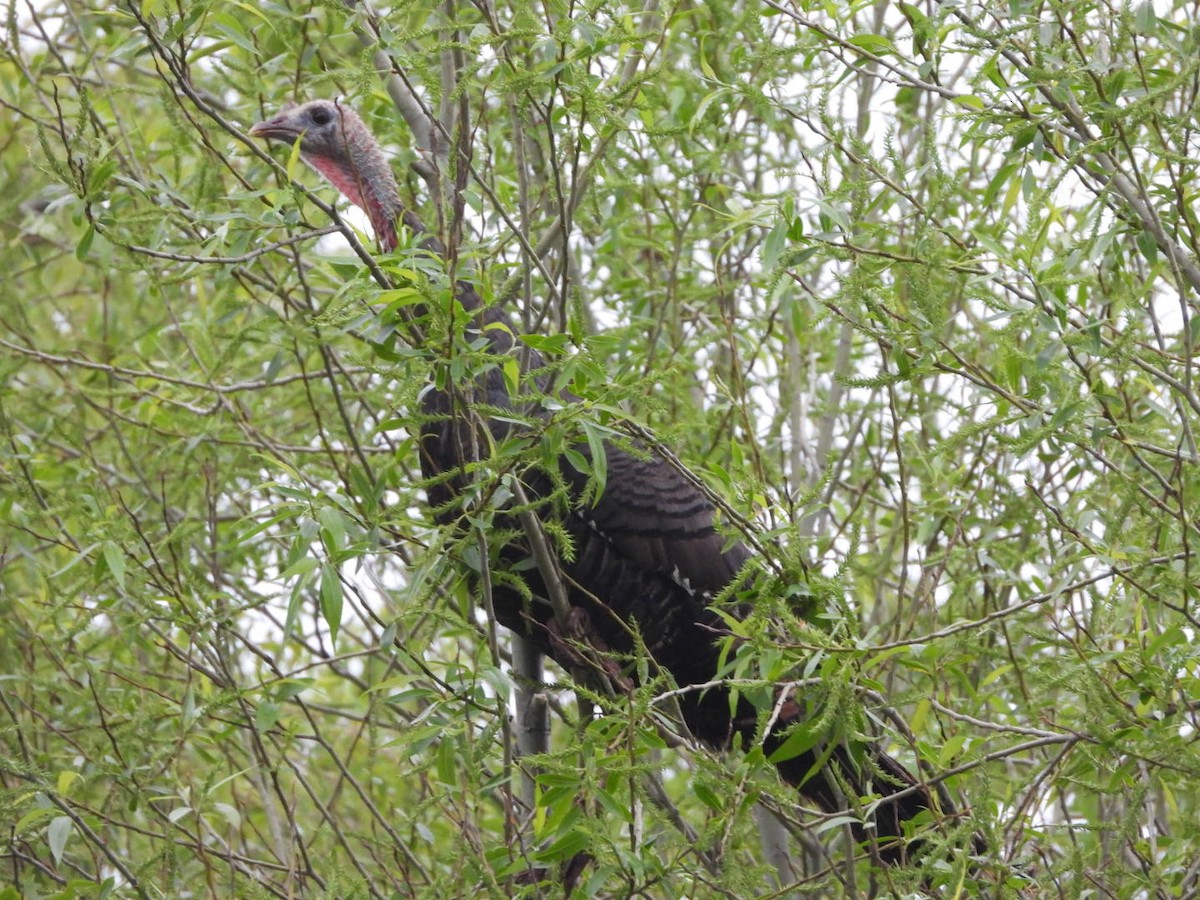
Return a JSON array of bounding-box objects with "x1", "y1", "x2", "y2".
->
[{"x1": 309, "y1": 107, "x2": 333, "y2": 126}]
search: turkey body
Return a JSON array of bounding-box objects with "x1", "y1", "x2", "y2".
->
[
  {"x1": 420, "y1": 359, "x2": 752, "y2": 744},
  {"x1": 251, "y1": 99, "x2": 954, "y2": 866},
  {"x1": 418, "y1": 354, "x2": 929, "y2": 856}
]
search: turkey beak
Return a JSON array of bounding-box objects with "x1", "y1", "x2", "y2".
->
[{"x1": 248, "y1": 115, "x2": 300, "y2": 143}]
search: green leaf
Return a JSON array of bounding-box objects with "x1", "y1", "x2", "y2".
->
[
  {"x1": 375, "y1": 287, "x2": 425, "y2": 313},
  {"x1": 981, "y1": 55, "x2": 1007, "y2": 88},
  {"x1": 168, "y1": 806, "x2": 192, "y2": 824},
  {"x1": 75, "y1": 224, "x2": 95, "y2": 260},
  {"x1": 256, "y1": 700, "x2": 281, "y2": 732},
  {"x1": 847, "y1": 33, "x2": 895, "y2": 55},
  {"x1": 502, "y1": 356, "x2": 520, "y2": 397},
  {"x1": 909, "y1": 698, "x2": 930, "y2": 734},
  {"x1": 520, "y1": 332, "x2": 570, "y2": 354},
  {"x1": 14, "y1": 808, "x2": 56, "y2": 836},
  {"x1": 317, "y1": 506, "x2": 346, "y2": 553},
  {"x1": 582, "y1": 422, "x2": 608, "y2": 497},
  {"x1": 563, "y1": 446, "x2": 590, "y2": 476},
  {"x1": 762, "y1": 220, "x2": 788, "y2": 270},
  {"x1": 1132, "y1": 1, "x2": 1156, "y2": 34},
  {"x1": 101, "y1": 541, "x2": 126, "y2": 591},
  {"x1": 898, "y1": 2, "x2": 927, "y2": 31},
  {"x1": 320, "y1": 563, "x2": 343, "y2": 645},
  {"x1": 274, "y1": 678, "x2": 314, "y2": 702},
  {"x1": 536, "y1": 828, "x2": 589, "y2": 863},
  {"x1": 436, "y1": 738, "x2": 457, "y2": 785},
  {"x1": 47, "y1": 816, "x2": 72, "y2": 865},
  {"x1": 280, "y1": 555, "x2": 318, "y2": 580},
  {"x1": 264, "y1": 350, "x2": 285, "y2": 384},
  {"x1": 938, "y1": 734, "x2": 967, "y2": 766},
  {"x1": 766, "y1": 718, "x2": 827, "y2": 764},
  {"x1": 1136, "y1": 229, "x2": 1158, "y2": 264},
  {"x1": 693, "y1": 782, "x2": 723, "y2": 811},
  {"x1": 86, "y1": 157, "x2": 117, "y2": 198},
  {"x1": 214, "y1": 803, "x2": 241, "y2": 830},
  {"x1": 286, "y1": 138, "x2": 303, "y2": 183},
  {"x1": 814, "y1": 814, "x2": 862, "y2": 835},
  {"x1": 983, "y1": 163, "x2": 1018, "y2": 208},
  {"x1": 697, "y1": 36, "x2": 717, "y2": 80},
  {"x1": 689, "y1": 87, "x2": 728, "y2": 135}
]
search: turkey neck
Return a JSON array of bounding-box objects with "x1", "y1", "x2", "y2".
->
[
  {"x1": 291, "y1": 109, "x2": 517, "y2": 346},
  {"x1": 369, "y1": 190, "x2": 520, "y2": 355}
]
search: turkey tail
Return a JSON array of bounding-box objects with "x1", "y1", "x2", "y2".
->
[{"x1": 764, "y1": 701, "x2": 950, "y2": 865}]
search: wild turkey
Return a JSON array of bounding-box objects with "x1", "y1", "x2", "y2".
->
[{"x1": 250, "y1": 99, "x2": 961, "y2": 866}]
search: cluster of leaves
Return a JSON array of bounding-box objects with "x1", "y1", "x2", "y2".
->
[{"x1": 2, "y1": 0, "x2": 1199, "y2": 896}]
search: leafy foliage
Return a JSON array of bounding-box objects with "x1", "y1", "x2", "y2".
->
[{"x1": 2, "y1": 0, "x2": 1200, "y2": 896}]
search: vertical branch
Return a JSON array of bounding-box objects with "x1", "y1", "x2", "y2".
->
[
  {"x1": 772, "y1": 0, "x2": 894, "y2": 884},
  {"x1": 511, "y1": 630, "x2": 548, "y2": 812},
  {"x1": 495, "y1": 0, "x2": 664, "y2": 303},
  {"x1": 502, "y1": 54, "x2": 553, "y2": 827},
  {"x1": 796, "y1": 321, "x2": 855, "y2": 541},
  {"x1": 752, "y1": 804, "x2": 795, "y2": 889},
  {"x1": 348, "y1": 0, "x2": 446, "y2": 200},
  {"x1": 785, "y1": 316, "x2": 809, "y2": 493}
]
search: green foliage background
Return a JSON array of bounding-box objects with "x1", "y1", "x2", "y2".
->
[{"x1": 2, "y1": 0, "x2": 1199, "y2": 896}]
